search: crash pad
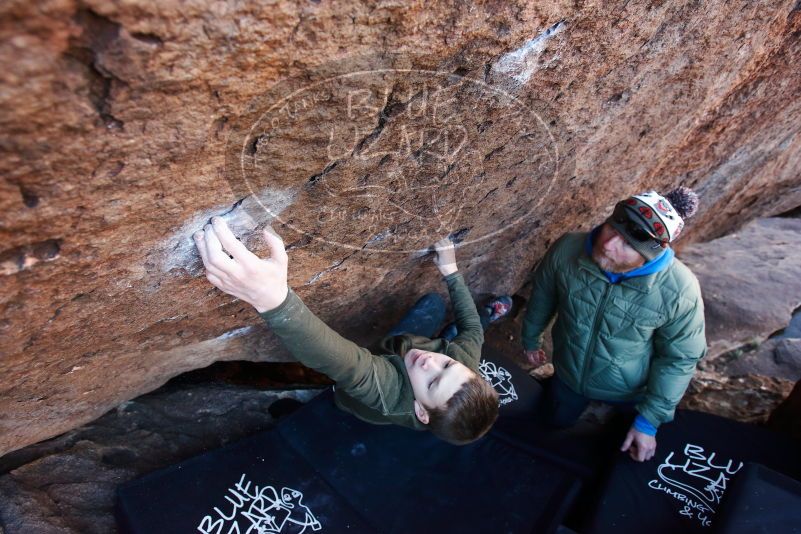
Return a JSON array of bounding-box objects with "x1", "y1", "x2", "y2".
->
[
  {"x1": 714, "y1": 462, "x2": 801, "y2": 533},
  {"x1": 479, "y1": 350, "x2": 627, "y2": 479},
  {"x1": 585, "y1": 410, "x2": 801, "y2": 534},
  {"x1": 117, "y1": 389, "x2": 582, "y2": 534}
]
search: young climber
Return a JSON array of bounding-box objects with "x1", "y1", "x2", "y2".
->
[{"x1": 193, "y1": 219, "x2": 499, "y2": 445}]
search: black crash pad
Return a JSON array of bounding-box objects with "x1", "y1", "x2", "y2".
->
[
  {"x1": 116, "y1": 430, "x2": 373, "y2": 533},
  {"x1": 276, "y1": 389, "x2": 581, "y2": 533},
  {"x1": 585, "y1": 410, "x2": 801, "y2": 534},
  {"x1": 118, "y1": 389, "x2": 582, "y2": 534},
  {"x1": 479, "y1": 350, "x2": 627, "y2": 479},
  {"x1": 714, "y1": 463, "x2": 801, "y2": 533}
]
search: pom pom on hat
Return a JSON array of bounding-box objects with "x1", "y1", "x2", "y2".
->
[{"x1": 665, "y1": 186, "x2": 699, "y2": 219}]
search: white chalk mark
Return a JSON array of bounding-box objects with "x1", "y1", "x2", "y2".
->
[
  {"x1": 157, "y1": 188, "x2": 297, "y2": 277},
  {"x1": 491, "y1": 20, "x2": 566, "y2": 87},
  {"x1": 214, "y1": 326, "x2": 254, "y2": 341}
]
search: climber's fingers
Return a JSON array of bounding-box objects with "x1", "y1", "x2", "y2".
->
[
  {"x1": 203, "y1": 223, "x2": 237, "y2": 271},
  {"x1": 210, "y1": 217, "x2": 259, "y2": 266},
  {"x1": 204, "y1": 271, "x2": 225, "y2": 288},
  {"x1": 193, "y1": 231, "x2": 227, "y2": 279},
  {"x1": 432, "y1": 237, "x2": 454, "y2": 253},
  {"x1": 263, "y1": 226, "x2": 288, "y2": 266}
]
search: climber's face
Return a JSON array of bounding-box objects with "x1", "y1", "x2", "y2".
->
[
  {"x1": 592, "y1": 223, "x2": 646, "y2": 273},
  {"x1": 404, "y1": 349, "x2": 474, "y2": 421}
]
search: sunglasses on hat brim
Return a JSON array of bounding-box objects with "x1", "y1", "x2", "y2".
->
[{"x1": 611, "y1": 204, "x2": 659, "y2": 242}]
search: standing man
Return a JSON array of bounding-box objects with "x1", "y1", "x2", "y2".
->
[{"x1": 522, "y1": 187, "x2": 707, "y2": 462}]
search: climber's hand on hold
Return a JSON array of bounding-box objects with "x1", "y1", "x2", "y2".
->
[
  {"x1": 432, "y1": 237, "x2": 458, "y2": 277},
  {"x1": 194, "y1": 217, "x2": 289, "y2": 313}
]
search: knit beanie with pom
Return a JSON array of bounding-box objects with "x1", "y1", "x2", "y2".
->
[{"x1": 606, "y1": 186, "x2": 700, "y2": 260}]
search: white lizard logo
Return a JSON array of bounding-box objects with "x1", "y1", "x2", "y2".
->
[
  {"x1": 198, "y1": 474, "x2": 322, "y2": 534},
  {"x1": 479, "y1": 359, "x2": 519, "y2": 406}
]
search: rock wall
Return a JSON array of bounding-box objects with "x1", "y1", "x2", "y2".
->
[
  {"x1": 1, "y1": 0, "x2": 800, "y2": 456},
  {"x1": 682, "y1": 217, "x2": 801, "y2": 360},
  {"x1": 679, "y1": 217, "x2": 801, "y2": 423}
]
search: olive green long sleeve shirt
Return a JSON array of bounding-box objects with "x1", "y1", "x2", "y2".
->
[{"x1": 259, "y1": 272, "x2": 483, "y2": 430}]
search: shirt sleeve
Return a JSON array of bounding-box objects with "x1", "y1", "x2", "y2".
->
[
  {"x1": 634, "y1": 413, "x2": 658, "y2": 436},
  {"x1": 444, "y1": 272, "x2": 484, "y2": 365},
  {"x1": 259, "y1": 289, "x2": 402, "y2": 414},
  {"x1": 636, "y1": 285, "x2": 707, "y2": 428},
  {"x1": 521, "y1": 240, "x2": 561, "y2": 351}
]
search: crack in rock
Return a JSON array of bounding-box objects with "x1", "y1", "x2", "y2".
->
[
  {"x1": 65, "y1": 8, "x2": 127, "y2": 130},
  {"x1": 0, "y1": 239, "x2": 63, "y2": 276}
]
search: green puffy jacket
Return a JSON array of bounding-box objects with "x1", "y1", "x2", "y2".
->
[
  {"x1": 259, "y1": 272, "x2": 483, "y2": 430},
  {"x1": 522, "y1": 232, "x2": 707, "y2": 427}
]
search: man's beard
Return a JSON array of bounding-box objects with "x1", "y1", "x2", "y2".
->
[{"x1": 592, "y1": 247, "x2": 639, "y2": 274}]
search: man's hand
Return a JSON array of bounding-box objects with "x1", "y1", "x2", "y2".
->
[
  {"x1": 432, "y1": 237, "x2": 458, "y2": 277},
  {"x1": 524, "y1": 348, "x2": 547, "y2": 367},
  {"x1": 620, "y1": 426, "x2": 657, "y2": 462},
  {"x1": 194, "y1": 217, "x2": 289, "y2": 313}
]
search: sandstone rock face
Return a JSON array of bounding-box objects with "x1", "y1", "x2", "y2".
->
[
  {"x1": 681, "y1": 217, "x2": 801, "y2": 360},
  {"x1": 677, "y1": 217, "x2": 801, "y2": 423},
  {"x1": 680, "y1": 371, "x2": 794, "y2": 424},
  {"x1": 712, "y1": 338, "x2": 801, "y2": 381},
  {"x1": 2, "y1": 0, "x2": 801, "y2": 456}
]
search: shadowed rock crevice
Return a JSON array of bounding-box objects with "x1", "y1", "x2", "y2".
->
[
  {"x1": 306, "y1": 160, "x2": 340, "y2": 187},
  {"x1": 0, "y1": 239, "x2": 62, "y2": 276},
  {"x1": 64, "y1": 8, "x2": 126, "y2": 130}
]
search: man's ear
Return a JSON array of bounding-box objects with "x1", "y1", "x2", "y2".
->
[{"x1": 414, "y1": 400, "x2": 430, "y2": 424}]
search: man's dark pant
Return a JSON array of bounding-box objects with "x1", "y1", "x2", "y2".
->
[{"x1": 542, "y1": 373, "x2": 640, "y2": 428}]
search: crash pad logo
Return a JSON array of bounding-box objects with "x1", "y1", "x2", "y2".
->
[
  {"x1": 198, "y1": 473, "x2": 322, "y2": 534},
  {"x1": 224, "y1": 53, "x2": 562, "y2": 257},
  {"x1": 479, "y1": 359, "x2": 518, "y2": 406},
  {"x1": 648, "y1": 443, "x2": 743, "y2": 528}
]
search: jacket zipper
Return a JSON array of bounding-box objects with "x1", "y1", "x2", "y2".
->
[{"x1": 580, "y1": 283, "x2": 612, "y2": 396}]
